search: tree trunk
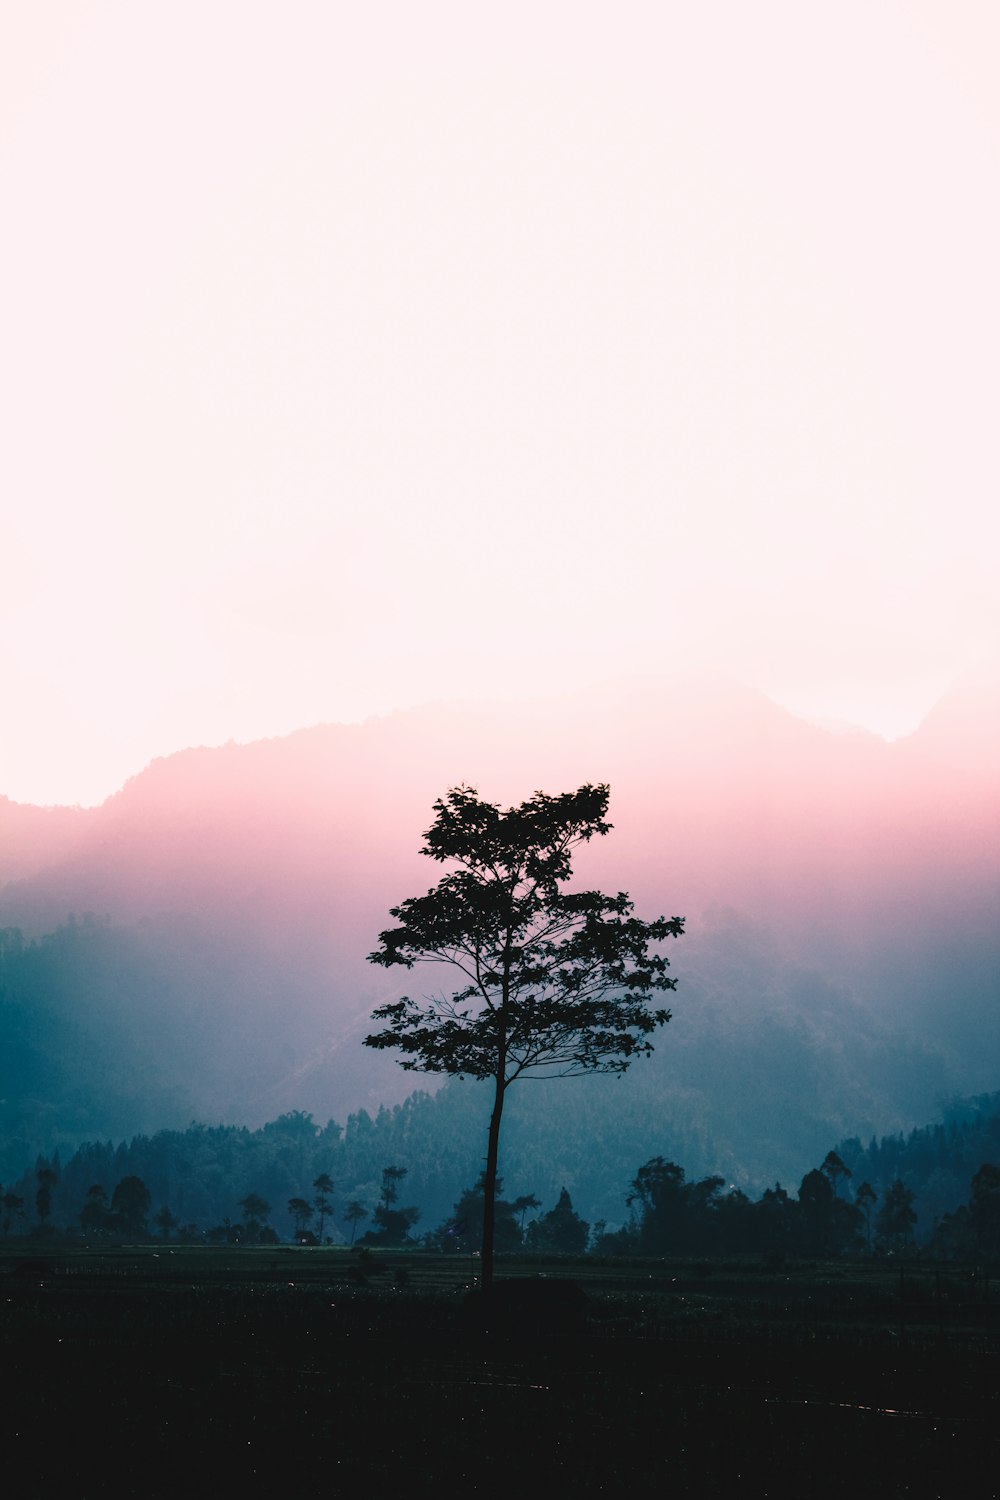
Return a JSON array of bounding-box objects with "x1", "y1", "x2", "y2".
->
[
  {"x1": 481, "y1": 1070, "x2": 505, "y2": 1293},
  {"x1": 481, "y1": 936, "x2": 512, "y2": 1295}
]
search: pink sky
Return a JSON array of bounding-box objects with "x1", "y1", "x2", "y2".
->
[{"x1": 2, "y1": 2, "x2": 998, "y2": 807}]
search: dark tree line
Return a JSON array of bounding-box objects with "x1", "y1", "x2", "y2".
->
[
  {"x1": 4, "y1": 1144, "x2": 997, "y2": 1265},
  {"x1": 3, "y1": 1090, "x2": 997, "y2": 1257},
  {"x1": 590, "y1": 1153, "x2": 913, "y2": 1260}
]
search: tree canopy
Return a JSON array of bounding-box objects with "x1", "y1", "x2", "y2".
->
[
  {"x1": 365, "y1": 783, "x2": 683, "y2": 1286},
  {"x1": 366, "y1": 784, "x2": 683, "y2": 1083}
]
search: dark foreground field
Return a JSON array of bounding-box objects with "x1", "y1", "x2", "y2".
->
[{"x1": 2, "y1": 1246, "x2": 997, "y2": 1496}]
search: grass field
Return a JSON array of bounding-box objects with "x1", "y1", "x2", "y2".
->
[{"x1": 2, "y1": 1245, "x2": 997, "y2": 1495}]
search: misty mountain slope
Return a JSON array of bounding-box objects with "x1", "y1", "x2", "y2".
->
[
  {"x1": 0, "y1": 906, "x2": 962, "y2": 1197},
  {"x1": 0, "y1": 914, "x2": 405, "y2": 1179},
  {"x1": 480, "y1": 911, "x2": 958, "y2": 1213},
  {"x1": 0, "y1": 676, "x2": 995, "y2": 1179},
  {"x1": 4, "y1": 676, "x2": 993, "y2": 939},
  {"x1": 0, "y1": 796, "x2": 93, "y2": 883},
  {"x1": 0, "y1": 921, "x2": 192, "y2": 1179}
]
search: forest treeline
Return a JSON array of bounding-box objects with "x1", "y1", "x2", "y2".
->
[{"x1": 3, "y1": 1089, "x2": 998, "y2": 1260}]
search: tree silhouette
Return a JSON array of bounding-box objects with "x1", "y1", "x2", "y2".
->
[
  {"x1": 628, "y1": 1157, "x2": 687, "y2": 1252},
  {"x1": 112, "y1": 1176, "x2": 151, "y2": 1239},
  {"x1": 821, "y1": 1151, "x2": 852, "y2": 1199},
  {"x1": 511, "y1": 1193, "x2": 541, "y2": 1234},
  {"x1": 525, "y1": 1187, "x2": 590, "y2": 1255},
  {"x1": 429, "y1": 1174, "x2": 524, "y2": 1254},
  {"x1": 237, "y1": 1193, "x2": 271, "y2": 1244},
  {"x1": 856, "y1": 1181, "x2": 877, "y2": 1252},
  {"x1": 313, "y1": 1173, "x2": 334, "y2": 1242},
  {"x1": 379, "y1": 1166, "x2": 407, "y2": 1208},
  {"x1": 344, "y1": 1200, "x2": 368, "y2": 1246},
  {"x1": 757, "y1": 1183, "x2": 794, "y2": 1257},
  {"x1": 80, "y1": 1184, "x2": 110, "y2": 1237},
  {"x1": 155, "y1": 1205, "x2": 179, "y2": 1241},
  {"x1": 969, "y1": 1163, "x2": 1000, "y2": 1255},
  {"x1": 2, "y1": 1191, "x2": 25, "y2": 1236},
  {"x1": 875, "y1": 1179, "x2": 917, "y2": 1253},
  {"x1": 366, "y1": 783, "x2": 683, "y2": 1289},
  {"x1": 797, "y1": 1168, "x2": 861, "y2": 1257},
  {"x1": 288, "y1": 1197, "x2": 315, "y2": 1237},
  {"x1": 364, "y1": 1167, "x2": 420, "y2": 1246},
  {"x1": 35, "y1": 1164, "x2": 57, "y2": 1228},
  {"x1": 627, "y1": 1158, "x2": 726, "y2": 1255}
]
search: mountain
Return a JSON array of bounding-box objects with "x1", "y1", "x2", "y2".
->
[
  {"x1": 1, "y1": 674, "x2": 996, "y2": 1186},
  {"x1": 896, "y1": 671, "x2": 1000, "y2": 778},
  {"x1": 0, "y1": 797, "x2": 92, "y2": 883}
]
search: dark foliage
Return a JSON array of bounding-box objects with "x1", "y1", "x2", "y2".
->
[
  {"x1": 525, "y1": 1187, "x2": 590, "y2": 1255},
  {"x1": 426, "y1": 1175, "x2": 527, "y2": 1254},
  {"x1": 366, "y1": 783, "x2": 682, "y2": 1285},
  {"x1": 4, "y1": 1093, "x2": 999, "y2": 1263}
]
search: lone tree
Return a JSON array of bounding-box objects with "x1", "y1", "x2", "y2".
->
[{"x1": 365, "y1": 782, "x2": 683, "y2": 1289}]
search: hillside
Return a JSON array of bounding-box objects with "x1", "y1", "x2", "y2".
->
[{"x1": 1, "y1": 674, "x2": 996, "y2": 1182}]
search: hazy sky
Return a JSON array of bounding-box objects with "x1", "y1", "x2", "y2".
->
[{"x1": 3, "y1": 2, "x2": 998, "y2": 806}]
